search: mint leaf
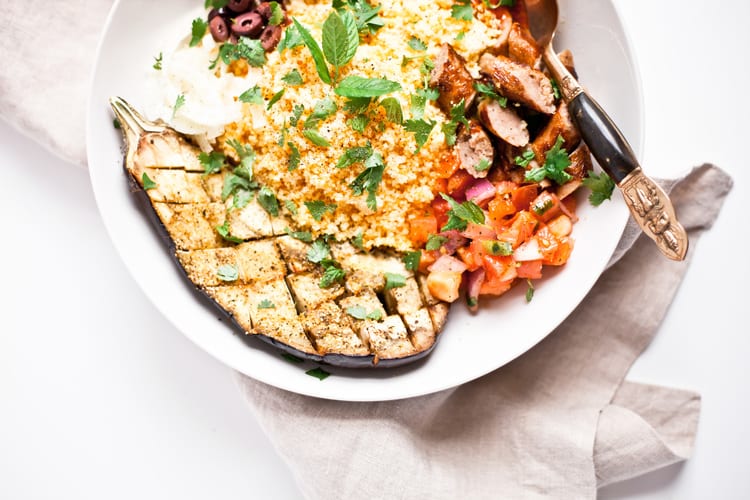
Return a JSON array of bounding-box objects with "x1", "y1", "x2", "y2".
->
[
  {"x1": 281, "y1": 69, "x2": 304, "y2": 86},
  {"x1": 348, "y1": 114, "x2": 369, "y2": 133},
  {"x1": 322, "y1": 9, "x2": 359, "y2": 69},
  {"x1": 303, "y1": 129, "x2": 331, "y2": 147},
  {"x1": 335, "y1": 76, "x2": 402, "y2": 98},
  {"x1": 380, "y1": 97, "x2": 403, "y2": 125},
  {"x1": 292, "y1": 18, "x2": 332, "y2": 84},
  {"x1": 267, "y1": 88, "x2": 286, "y2": 110},
  {"x1": 345, "y1": 305, "x2": 368, "y2": 320}
]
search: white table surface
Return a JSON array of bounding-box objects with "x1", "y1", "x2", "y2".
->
[{"x1": 2, "y1": 0, "x2": 748, "y2": 498}]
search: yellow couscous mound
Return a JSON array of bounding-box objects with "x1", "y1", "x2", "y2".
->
[{"x1": 217, "y1": 0, "x2": 507, "y2": 251}]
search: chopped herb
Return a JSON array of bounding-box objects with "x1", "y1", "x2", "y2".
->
[
  {"x1": 278, "y1": 23, "x2": 304, "y2": 53},
  {"x1": 172, "y1": 94, "x2": 186, "y2": 118},
  {"x1": 113, "y1": 118, "x2": 121, "y2": 129},
  {"x1": 322, "y1": 9, "x2": 359, "y2": 73},
  {"x1": 282, "y1": 353, "x2": 304, "y2": 364},
  {"x1": 278, "y1": 126, "x2": 288, "y2": 147},
  {"x1": 451, "y1": 0, "x2": 473, "y2": 21},
  {"x1": 335, "y1": 75, "x2": 402, "y2": 98},
  {"x1": 410, "y1": 86, "x2": 438, "y2": 119},
  {"x1": 403, "y1": 251, "x2": 421, "y2": 271},
  {"x1": 198, "y1": 151, "x2": 226, "y2": 175},
  {"x1": 380, "y1": 97, "x2": 403, "y2": 125},
  {"x1": 267, "y1": 88, "x2": 286, "y2": 110},
  {"x1": 152, "y1": 52, "x2": 163, "y2": 70},
  {"x1": 525, "y1": 135, "x2": 572, "y2": 185},
  {"x1": 141, "y1": 172, "x2": 157, "y2": 190},
  {"x1": 384, "y1": 272, "x2": 407, "y2": 290},
  {"x1": 232, "y1": 188, "x2": 253, "y2": 209},
  {"x1": 307, "y1": 239, "x2": 331, "y2": 263},
  {"x1": 403, "y1": 118, "x2": 436, "y2": 153},
  {"x1": 258, "y1": 299, "x2": 276, "y2": 309},
  {"x1": 475, "y1": 158, "x2": 491, "y2": 172},
  {"x1": 474, "y1": 82, "x2": 508, "y2": 107},
  {"x1": 349, "y1": 150, "x2": 385, "y2": 210},
  {"x1": 210, "y1": 37, "x2": 266, "y2": 69},
  {"x1": 239, "y1": 85, "x2": 264, "y2": 105},
  {"x1": 334, "y1": 0, "x2": 384, "y2": 35},
  {"x1": 351, "y1": 231, "x2": 364, "y2": 249},
  {"x1": 204, "y1": 0, "x2": 228, "y2": 8},
  {"x1": 343, "y1": 96, "x2": 373, "y2": 114},
  {"x1": 283, "y1": 200, "x2": 299, "y2": 215},
  {"x1": 348, "y1": 114, "x2": 370, "y2": 133},
  {"x1": 514, "y1": 149, "x2": 535, "y2": 167},
  {"x1": 345, "y1": 305, "x2": 368, "y2": 319},
  {"x1": 287, "y1": 142, "x2": 301, "y2": 171},
  {"x1": 582, "y1": 170, "x2": 616, "y2": 206},
  {"x1": 268, "y1": 1, "x2": 284, "y2": 25},
  {"x1": 455, "y1": 31, "x2": 466, "y2": 41},
  {"x1": 525, "y1": 279, "x2": 535, "y2": 303},
  {"x1": 425, "y1": 234, "x2": 447, "y2": 251},
  {"x1": 550, "y1": 78, "x2": 561, "y2": 100},
  {"x1": 257, "y1": 186, "x2": 280, "y2": 216},
  {"x1": 305, "y1": 97, "x2": 338, "y2": 129},
  {"x1": 217, "y1": 264, "x2": 239, "y2": 282},
  {"x1": 408, "y1": 36, "x2": 428, "y2": 51},
  {"x1": 281, "y1": 69, "x2": 304, "y2": 86},
  {"x1": 419, "y1": 57, "x2": 435, "y2": 76},
  {"x1": 367, "y1": 309, "x2": 383, "y2": 321},
  {"x1": 292, "y1": 18, "x2": 332, "y2": 84},
  {"x1": 221, "y1": 171, "x2": 257, "y2": 202},
  {"x1": 290, "y1": 104, "x2": 305, "y2": 126},
  {"x1": 442, "y1": 98, "x2": 469, "y2": 146},
  {"x1": 302, "y1": 129, "x2": 331, "y2": 147},
  {"x1": 216, "y1": 220, "x2": 244, "y2": 244},
  {"x1": 319, "y1": 259, "x2": 346, "y2": 288},
  {"x1": 336, "y1": 144, "x2": 374, "y2": 169},
  {"x1": 483, "y1": 0, "x2": 516, "y2": 8},
  {"x1": 440, "y1": 193, "x2": 485, "y2": 231},
  {"x1": 483, "y1": 240, "x2": 512, "y2": 256},
  {"x1": 190, "y1": 18, "x2": 208, "y2": 47},
  {"x1": 305, "y1": 367, "x2": 331, "y2": 380},
  {"x1": 284, "y1": 227, "x2": 313, "y2": 242},
  {"x1": 305, "y1": 200, "x2": 337, "y2": 221}
]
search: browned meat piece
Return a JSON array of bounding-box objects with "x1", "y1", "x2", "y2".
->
[
  {"x1": 557, "y1": 143, "x2": 592, "y2": 199},
  {"x1": 477, "y1": 98, "x2": 529, "y2": 147},
  {"x1": 508, "y1": 22, "x2": 541, "y2": 69},
  {"x1": 482, "y1": 6, "x2": 513, "y2": 54},
  {"x1": 457, "y1": 119, "x2": 495, "y2": 178},
  {"x1": 531, "y1": 103, "x2": 580, "y2": 162},
  {"x1": 430, "y1": 43, "x2": 477, "y2": 114},
  {"x1": 479, "y1": 53, "x2": 556, "y2": 114}
]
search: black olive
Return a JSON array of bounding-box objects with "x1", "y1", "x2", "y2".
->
[
  {"x1": 209, "y1": 15, "x2": 230, "y2": 42},
  {"x1": 231, "y1": 11, "x2": 265, "y2": 38},
  {"x1": 255, "y1": 2, "x2": 272, "y2": 20},
  {"x1": 226, "y1": 0, "x2": 254, "y2": 13},
  {"x1": 260, "y1": 24, "x2": 282, "y2": 51}
]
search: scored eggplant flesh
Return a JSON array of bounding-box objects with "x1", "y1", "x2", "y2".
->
[{"x1": 110, "y1": 96, "x2": 449, "y2": 368}]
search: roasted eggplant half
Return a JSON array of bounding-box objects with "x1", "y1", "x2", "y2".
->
[{"x1": 110, "y1": 97, "x2": 449, "y2": 368}]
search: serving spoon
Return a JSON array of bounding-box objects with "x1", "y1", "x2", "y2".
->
[{"x1": 525, "y1": 0, "x2": 688, "y2": 261}]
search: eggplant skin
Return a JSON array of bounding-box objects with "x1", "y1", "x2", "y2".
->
[{"x1": 111, "y1": 97, "x2": 448, "y2": 369}]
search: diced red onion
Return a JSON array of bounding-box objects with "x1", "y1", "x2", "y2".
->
[
  {"x1": 466, "y1": 268, "x2": 485, "y2": 311},
  {"x1": 513, "y1": 237, "x2": 544, "y2": 261},
  {"x1": 465, "y1": 179, "x2": 497, "y2": 207},
  {"x1": 438, "y1": 230, "x2": 468, "y2": 255},
  {"x1": 429, "y1": 254, "x2": 468, "y2": 274}
]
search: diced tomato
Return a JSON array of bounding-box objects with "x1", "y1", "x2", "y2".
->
[
  {"x1": 426, "y1": 271, "x2": 463, "y2": 303},
  {"x1": 434, "y1": 177, "x2": 448, "y2": 194},
  {"x1": 447, "y1": 169, "x2": 474, "y2": 198},
  {"x1": 461, "y1": 223, "x2": 497, "y2": 240},
  {"x1": 431, "y1": 196, "x2": 451, "y2": 230},
  {"x1": 435, "y1": 151, "x2": 460, "y2": 179},
  {"x1": 456, "y1": 246, "x2": 480, "y2": 272},
  {"x1": 511, "y1": 184, "x2": 539, "y2": 212},
  {"x1": 482, "y1": 254, "x2": 518, "y2": 284},
  {"x1": 529, "y1": 191, "x2": 563, "y2": 222},
  {"x1": 488, "y1": 195, "x2": 517, "y2": 222},
  {"x1": 418, "y1": 249, "x2": 439, "y2": 274},
  {"x1": 479, "y1": 278, "x2": 514, "y2": 296},
  {"x1": 517, "y1": 259, "x2": 543, "y2": 279},
  {"x1": 409, "y1": 215, "x2": 437, "y2": 246},
  {"x1": 497, "y1": 210, "x2": 538, "y2": 248},
  {"x1": 535, "y1": 225, "x2": 574, "y2": 266}
]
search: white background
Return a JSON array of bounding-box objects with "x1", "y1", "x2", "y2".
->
[{"x1": 1, "y1": 0, "x2": 748, "y2": 498}]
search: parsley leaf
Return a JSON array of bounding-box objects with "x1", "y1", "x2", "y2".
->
[
  {"x1": 198, "y1": 151, "x2": 226, "y2": 175},
  {"x1": 257, "y1": 186, "x2": 280, "y2": 216},
  {"x1": 403, "y1": 118, "x2": 436, "y2": 153},
  {"x1": 307, "y1": 239, "x2": 331, "y2": 263},
  {"x1": 384, "y1": 272, "x2": 407, "y2": 290},
  {"x1": 292, "y1": 18, "x2": 332, "y2": 85},
  {"x1": 403, "y1": 251, "x2": 421, "y2": 272},
  {"x1": 335, "y1": 76, "x2": 402, "y2": 98},
  {"x1": 524, "y1": 135, "x2": 572, "y2": 184},
  {"x1": 440, "y1": 193, "x2": 485, "y2": 231},
  {"x1": 582, "y1": 170, "x2": 616, "y2": 206},
  {"x1": 281, "y1": 69, "x2": 304, "y2": 86},
  {"x1": 190, "y1": 18, "x2": 207, "y2": 47},
  {"x1": 380, "y1": 97, "x2": 403, "y2": 125},
  {"x1": 451, "y1": 0, "x2": 473, "y2": 21},
  {"x1": 239, "y1": 85, "x2": 264, "y2": 104},
  {"x1": 408, "y1": 36, "x2": 427, "y2": 51},
  {"x1": 319, "y1": 259, "x2": 346, "y2": 288},
  {"x1": 217, "y1": 264, "x2": 239, "y2": 282},
  {"x1": 305, "y1": 200, "x2": 337, "y2": 221},
  {"x1": 142, "y1": 172, "x2": 157, "y2": 190}
]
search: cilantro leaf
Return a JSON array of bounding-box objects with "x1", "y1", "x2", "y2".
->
[
  {"x1": 284, "y1": 200, "x2": 298, "y2": 215},
  {"x1": 172, "y1": 94, "x2": 186, "y2": 118},
  {"x1": 403, "y1": 118, "x2": 436, "y2": 153},
  {"x1": 305, "y1": 98, "x2": 338, "y2": 129},
  {"x1": 216, "y1": 220, "x2": 244, "y2": 244},
  {"x1": 284, "y1": 227, "x2": 313, "y2": 242},
  {"x1": 336, "y1": 144, "x2": 374, "y2": 169},
  {"x1": 153, "y1": 52, "x2": 163, "y2": 70},
  {"x1": 305, "y1": 200, "x2": 337, "y2": 221},
  {"x1": 525, "y1": 279, "x2": 535, "y2": 303},
  {"x1": 258, "y1": 299, "x2": 276, "y2": 309},
  {"x1": 278, "y1": 23, "x2": 304, "y2": 53},
  {"x1": 190, "y1": 18, "x2": 208, "y2": 47},
  {"x1": 305, "y1": 367, "x2": 331, "y2": 380},
  {"x1": 408, "y1": 36, "x2": 427, "y2": 51},
  {"x1": 335, "y1": 76, "x2": 402, "y2": 98},
  {"x1": 345, "y1": 305, "x2": 368, "y2": 320},
  {"x1": 217, "y1": 264, "x2": 239, "y2": 282},
  {"x1": 319, "y1": 259, "x2": 346, "y2": 288},
  {"x1": 582, "y1": 170, "x2": 616, "y2": 206},
  {"x1": 524, "y1": 135, "x2": 572, "y2": 185},
  {"x1": 451, "y1": 0, "x2": 473, "y2": 21},
  {"x1": 303, "y1": 129, "x2": 331, "y2": 147},
  {"x1": 514, "y1": 150, "x2": 535, "y2": 167},
  {"x1": 474, "y1": 81, "x2": 508, "y2": 107},
  {"x1": 257, "y1": 186, "x2": 280, "y2": 216},
  {"x1": 239, "y1": 85, "x2": 264, "y2": 104},
  {"x1": 351, "y1": 231, "x2": 364, "y2": 249},
  {"x1": 287, "y1": 142, "x2": 301, "y2": 171},
  {"x1": 349, "y1": 150, "x2": 385, "y2": 210},
  {"x1": 281, "y1": 69, "x2": 304, "y2": 86},
  {"x1": 282, "y1": 353, "x2": 304, "y2": 364},
  {"x1": 268, "y1": 2, "x2": 284, "y2": 26},
  {"x1": 290, "y1": 104, "x2": 305, "y2": 126},
  {"x1": 307, "y1": 239, "x2": 331, "y2": 263},
  {"x1": 198, "y1": 151, "x2": 226, "y2": 175},
  {"x1": 482, "y1": 240, "x2": 513, "y2": 256},
  {"x1": 440, "y1": 192, "x2": 485, "y2": 231},
  {"x1": 475, "y1": 158, "x2": 491, "y2": 172},
  {"x1": 442, "y1": 98, "x2": 469, "y2": 146}
]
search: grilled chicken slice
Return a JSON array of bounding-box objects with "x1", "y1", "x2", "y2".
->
[
  {"x1": 457, "y1": 119, "x2": 495, "y2": 178},
  {"x1": 430, "y1": 43, "x2": 477, "y2": 114},
  {"x1": 479, "y1": 53, "x2": 556, "y2": 114},
  {"x1": 110, "y1": 97, "x2": 448, "y2": 368},
  {"x1": 508, "y1": 22, "x2": 541, "y2": 69},
  {"x1": 477, "y1": 98, "x2": 529, "y2": 147}
]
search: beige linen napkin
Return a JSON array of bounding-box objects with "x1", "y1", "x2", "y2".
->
[{"x1": 0, "y1": 2, "x2": 733, "y2": 498}]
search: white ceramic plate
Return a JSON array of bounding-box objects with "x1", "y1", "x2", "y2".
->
[{"x1": 87, "y1": 0, "x2": 641, "y2": 401}]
